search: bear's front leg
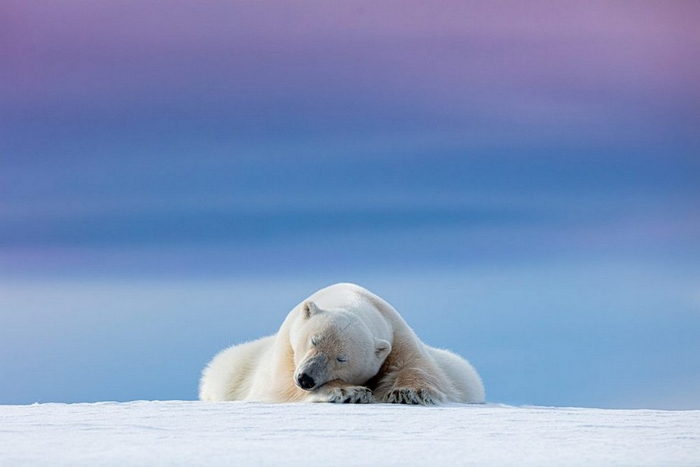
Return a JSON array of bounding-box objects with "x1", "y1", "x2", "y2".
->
[
  {"x1": 376, "y1": 368, "x2": 446, "y2": 405},
  {"x1": 308, "y1": 380, "x2": 376, "y2": 404}
]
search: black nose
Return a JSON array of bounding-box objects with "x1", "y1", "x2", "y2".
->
[{"x1": 297, "y1": 373, "x2": 315, "y2": 390}]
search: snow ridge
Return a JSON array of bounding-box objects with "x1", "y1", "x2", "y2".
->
[{"x1": 1, "y1": 401, "x2": 698, "y2": 466}]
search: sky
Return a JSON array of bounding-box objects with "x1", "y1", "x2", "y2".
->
[{"x1": 1, "y1": 1, "x2": 699, "y2": 408}]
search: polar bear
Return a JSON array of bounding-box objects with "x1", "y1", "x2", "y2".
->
[{"x1": 199, "y1": 283, "x2": 485, "y2": 404}]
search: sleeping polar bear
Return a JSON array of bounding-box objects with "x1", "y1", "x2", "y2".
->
[{"x1": 199, "y1": 283, "x2": 485, "y2": 405}]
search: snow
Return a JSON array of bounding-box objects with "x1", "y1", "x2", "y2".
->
[{"x1": 1, "y1": 401, "x2": 698, "y2": 466}]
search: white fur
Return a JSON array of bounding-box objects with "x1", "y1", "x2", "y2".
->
[{"x1": 199, "y1": 283, "x2": 485, "y2": 404}]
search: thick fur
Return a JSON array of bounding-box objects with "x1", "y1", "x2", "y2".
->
[{"x1": 199, "y1": 283, "x2": 485, "y2": 404}]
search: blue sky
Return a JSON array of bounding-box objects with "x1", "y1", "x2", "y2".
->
[{"x1": 1, "y1": 1, "x2": 698, "y2": 408}]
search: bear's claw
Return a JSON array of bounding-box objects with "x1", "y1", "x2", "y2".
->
[
  {"x1": 327, "y1": 386, "x2": 375, "y2": 404},
  {"x1": 385, "y1": 388, "x2": 438, "y2": 405}
]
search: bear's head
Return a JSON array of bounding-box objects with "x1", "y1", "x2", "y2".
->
[{"x1": 291, "y1": 301, "x2": 392, "y2": 391}]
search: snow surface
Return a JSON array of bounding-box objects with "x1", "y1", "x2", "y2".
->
[{"x1": 1, "y1": 401, "x2": 699, "y2": 466}]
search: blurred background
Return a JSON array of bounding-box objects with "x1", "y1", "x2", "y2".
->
[{"x1": 1, "y1": 1, "x2": 698, "y2": 408}]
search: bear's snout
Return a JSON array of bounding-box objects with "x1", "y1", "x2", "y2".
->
[
  {"x1": 296, "y1": 373, "x2": 316, "y2": 390},
  {"x1": 295, "y1": 353, "x2": 328, "y2": 390}
]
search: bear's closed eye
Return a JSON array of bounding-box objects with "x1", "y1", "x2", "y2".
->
[{"x1": 337, "y1": 355, "x2": 348, "y2": 363}]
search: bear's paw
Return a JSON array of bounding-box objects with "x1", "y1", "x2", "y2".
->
[
  {"x1": 384, "y1": 387, "x2": 443, "y2": 405},
  {"x1": 326, "y1": 386, "x2": 376, "y2": 404}
]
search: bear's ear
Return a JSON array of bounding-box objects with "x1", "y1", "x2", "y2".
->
[
  {"x1": 303, "y1": 301, "x2": 322, "y2": 319},
  {"x1": 374, "y1": 339, "x2": 391, "y2": 360}
]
